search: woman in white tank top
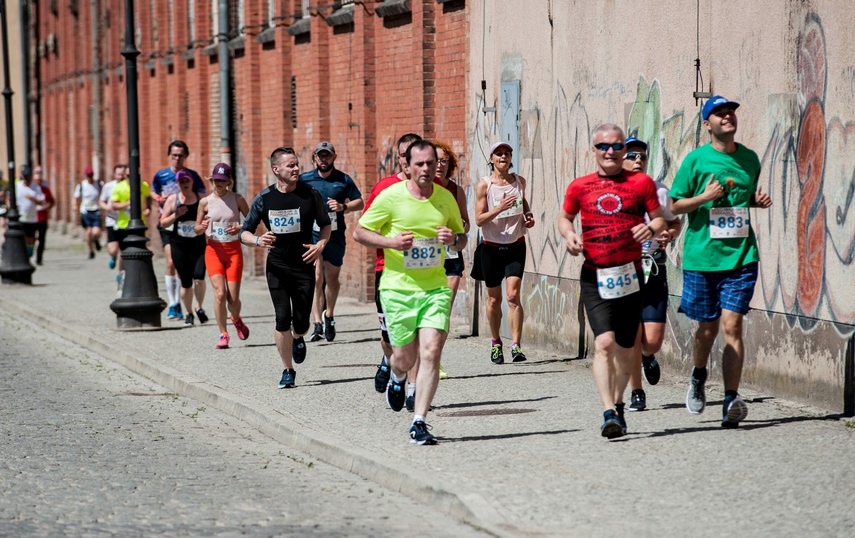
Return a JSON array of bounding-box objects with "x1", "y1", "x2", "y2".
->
[{"x1": 472, "y1": 142, "x2": 535, "y2": 365}]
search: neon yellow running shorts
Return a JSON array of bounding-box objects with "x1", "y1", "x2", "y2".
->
[{"x1": 379, "y1": 287, "x2": 452, "y2": 347}]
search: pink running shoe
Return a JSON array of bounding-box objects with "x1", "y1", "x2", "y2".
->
[
  {"x1": 233, "y1": 317, "x2": 250, "y2": 340},
  {"x1": 216, "y1": 333, "x2": 230, "y2": 349}
]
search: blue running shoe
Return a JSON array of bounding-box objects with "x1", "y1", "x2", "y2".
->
[
  {"x1": 108, "y1": 256, "x2": 116, "y2": 270},
  {"x1": 409, "y1": 421, "x2": 437, "y2": 445},
  {"x1": 166, "y1": 304, "x2": 177, "y2": 320},
  {"x1": 175, "y1": 303, "x2": 184, "y2": 321},
  {"x1": 601, "y1": 410, "x2": 625, "y2": 439},
  {"x1": 278, "y1": 369, "x2": 296, "y2": 389},
  {"x1": 292, "y1": 336, "x2": 307, "y2": 364}
]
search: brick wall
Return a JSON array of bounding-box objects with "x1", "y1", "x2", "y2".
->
[{"x1": 34, "y1": 0, "x2": 469, "y2": 303}]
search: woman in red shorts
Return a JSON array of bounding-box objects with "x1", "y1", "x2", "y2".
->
[{"x1": 196, "y1": 163, "x2": 250, "y2": 349}]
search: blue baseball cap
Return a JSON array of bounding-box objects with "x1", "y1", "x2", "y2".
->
[
  {"x1": 702, "y1": 95, "x2": 740, "y2": 120},
  {"x1": 624, "y1": 136, "x2": 647, "y2": 150}
]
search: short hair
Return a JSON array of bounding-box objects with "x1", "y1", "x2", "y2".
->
[
  {"x1": 270, "y1": 146, "x2": 297, "y2": 165},
  {"x1": 113, "y1": 164, "x2": 126, "y2": 173},
  {"x1": 167, "y1": 140, "x2": 190, "y2": 156},
  {"x1": 592, "y1": 123, "x2": 624, "y2": 141},
  {"x1": 396, "y1": 133, "x2": 422, "y2": 153},
  {"x1": 431, "y1": 139, "x2": 459, "y2": 179},
  {"x1": 405, "y1": 140, "x2": 437, "y2": 164}
]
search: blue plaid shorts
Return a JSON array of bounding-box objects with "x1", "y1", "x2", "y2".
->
[{"x1": 679, "y1": 262, "x2": 758, "y2": 322}]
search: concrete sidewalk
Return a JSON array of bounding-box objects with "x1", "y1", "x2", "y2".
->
[{"x1": 2, "y1": 236, "x2": 853, "y2": 537}]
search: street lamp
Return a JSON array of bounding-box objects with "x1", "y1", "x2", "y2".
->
[
  {"x1": 109, "y1": 0, "x2": 165, "y2": 327},
  {"x1": 0, "y1": 0, "x2": 35, "y2": 285}
]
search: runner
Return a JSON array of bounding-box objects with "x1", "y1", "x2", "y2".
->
[
  {"x1": 159, "y1": 169, "x2": 208, "y2": 326},
  {"x1": 100, "y1": 164, "x2": 127, "y2": 271},
  {"x1": 471, "y1": 141, "x2": 535, "y2": 364},
  {"x1": 354, "y1": 139, "x2": 467, "y2": 445},
  {"x1": 32, "y1": 166, "x2": 55, "y2": 266},
  {"x1": 240, "y1": 147, "x2": 331, "y2": 388},
  {"x1": 622, "y1": 137, "x2": 683, "y2": 412},
  {"x1": 196, "y1": 163, "x2": 251, "y2": 349},
  {"x1": 369, "y1": 133, "x2": 422, "y2": 407},
  {"x1": 299, "y1": 141, "x2": 364, "y2": 343},
  {"x1": 431, "y1": 139, "x2": 470, "y2": 380},
  {"x1": 558, "y1": 124, "x2": 666, "y2": 439},
  {"x1": 73, "y1": 166, "x2": 103, "y2": 260},
  {"x1": 670, "y1": 96, "x2": 772, "y2": 428}
]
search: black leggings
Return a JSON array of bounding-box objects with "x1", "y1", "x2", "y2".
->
[
  {"x1": 267, "y1": 264, "x2": 315, "y2": 334},
  {"x1": 171, "y1": 238, "x2": 207, "y2": 288}
]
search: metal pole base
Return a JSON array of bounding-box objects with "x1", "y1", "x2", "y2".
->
[
  {"x1": 109, "y1": 224, "x2": 166, "y2": 328},
  {"x1": 0, "y1": 221, "x2": 35, "y2": 285}
]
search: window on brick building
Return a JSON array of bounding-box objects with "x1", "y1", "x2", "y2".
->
[
  {"x1": 211, "y1": 0, "x2": 218, "y2": 37},
  {"x1": 301, "y1": 0, "x2": 310, "y2": 18},
  {"x1": 168, "y1": 0, "x2": 175, "y2": 48},
  {"x1": 188, "y1": 0, "x2": 196, "y2": 42},
  {"x1": 291, "y1": 76, "x2": 297, "y2": 129},
  {"x1": 267, "y1": 0, "x2": 275, "y2": 27}
]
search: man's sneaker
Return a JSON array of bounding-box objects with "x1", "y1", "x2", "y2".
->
[
  {"x1": 600, "y1": 410, "x2": 625, "y2": 439},
  {"x1": 374, "y1": 355, "x2": 390, "y2": 393},
  {"x1": 686, "y1": 374, "x2": 707, "y2": 414},
  {"x1": 309, "y1": 322, "x2": 324, "y2": 342},
  {"x1": 216, "y1": 333, "x2": 230, "y2": 349},
  {"x1": 233, "y1": 317, "x2": 250, "y2": 340},
  {"x1": 386, "y1": 377, "x2": 407, "y2": 411},
  {"x1": 615, "y1": 403, "x2": 628, "y2": 435},
  {"x1": 629, "y1": 389, "x2": 647, "y2": 412},
  {"x1": 642, "y1": 354, "x2": 661, "y2": 385},
  {"x1": 108, "y1": 256, "x2": 116, "y2": 270},
  {"x1": 195, "y1": 309, "x2": 208, "y2": 324},
  {"x1": 94, "y1": 239, "x2": 102, "y2": 251},
  {"x1": 292, "y1": 336, "x2": 307, "y2": 364},
  {"x1": 278, "y1": 369, "x2": 296, "y2": 389},
  {"x1": 438, "y1": 363, "x2": 448, "y2": 380},
  {"x1": 175, "y1": 304, "x2": 184, "y2": 321},
  {"x1": 490, "y1": 343, "x2": 504, "y2": 364},
  {"x1": 405, "y1": 390, "x2": 416, "y2": 412},
  {"x1": 722, "y1": 396, "x2": 749, "y2": 428},
  {"x1": 167, "y1": 304, "x2": 177, "y2": 320},
  {"x1": 409, "y1": 420, "x2": 437, "y2": 445},
  {"x1": 511, "y1": 344, "x2": 527, "y2": 362},
  {"x1": 323, "y1": 311, "x2": 336, "y2": 342},
  {"x1": 184, "y1": 313, "x2": 195, "y2": 326}
]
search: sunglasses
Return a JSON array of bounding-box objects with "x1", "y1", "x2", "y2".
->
[
  {"x1": 594, "y1": 142, "x2": 625, "y2": 151},
  {"x1": 626, "y1": 152, "x2": 648, "y2": 161}
]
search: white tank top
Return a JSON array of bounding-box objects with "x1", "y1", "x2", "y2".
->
[{"x1": 480, "y1": 174, "x2": 526, "y2": 244}]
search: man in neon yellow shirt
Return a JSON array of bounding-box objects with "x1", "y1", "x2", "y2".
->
[
  {"x1": 110, "y1": 173, "x2": 153, "y2": 274},
  {"x1": 354, "y1": 140, "x2": 466, "y2": 445}
]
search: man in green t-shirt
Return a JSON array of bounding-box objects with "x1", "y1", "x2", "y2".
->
[
  {"x1": 354, "y1": 140, "x2": 466, "y2": 445},
  {"x1": 670, "y1": 95, "x2": 772, "y2": 428},
  {"x1": 110, "y1": 174, "x2": 153, "y2": 275}
]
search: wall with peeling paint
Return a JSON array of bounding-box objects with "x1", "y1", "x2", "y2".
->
[{"x1": 467, "y1": 0, "x2": 855, "y2": 411}]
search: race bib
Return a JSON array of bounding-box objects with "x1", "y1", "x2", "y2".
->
[
  {"x1": 211, "y1": 221, "x2": 239, "y2": 243},
  {"x1": 313, "y1": 212, "x2": 338, "y2": 233},
  {"x1": 269, "y1": 209, "x2": 300, "y2": 234},
  {"x1": 403, "y1": 237, "x2": 442, "y2": 269},
  {"x1": 445, "y1": 244, "x2": 459, "y2": 260},
  {"x1": 596, "y1": 262, "x2": 640, "y2": 300},
  {"x1": 494, "y1": 192, "x2": 524, "y2": 219},
  {"x1": 176, "y1": 221, "x2": 197, "y2": 238},
  {"x1": 709, "y1": 207, "x2": 749, "y2": 239}
]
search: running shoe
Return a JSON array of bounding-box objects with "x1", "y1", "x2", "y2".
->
[
  {"x1": 108, "y1": 256, "x2": 116, "y2": 269},
  {"x1": 438, "y1": 363, "x2": 448, "y2": 380},
  {"x1": 615, "y1": 403, "x2": 628, "y2": 435},
  {"x1": 686, "y1": 373, "x2": 706, "y2": 414},
  {"x1": 386, "y1": 376, "x2": 407, "y2": 412},
  {"x1": 309, "y1": 322, "x2": 324, "y2": 342},
  {"x1": 292, "y1": 336, "x2": 307, "y2": 364},
  {"x1": 323, "y1": 311, "x2": 336, "y2": 342},
  {"x1": 166, "y1": 304, "x2": 177, "y2": 320},
  {"x1": 195, "y1": 309, "x2": 208, "y2": 324},
  {"x1": 88, "y1": 251, "x2": 95, "y2": 260},
  {"x1": 511, "y1": 344, "x2": 527, "y2": 362},
  {"x1": 233, "y1": 317, "x2": 250, "y2": 340},
  {"x1": 175, "y1": 304, "x2": 184, "y2": 321},
  {"x1": 629, "y1": 389, "x2": 647, "y2": 412},
  {"x1": 216, "y1": 333, "x2": 230, "y2": 349},
  {"x1": 184, "y1": 313, "x2": 195, "y2": 326},
  {"x1": 409, "y1": 421, "x2": 437, "y2": 445},
  {"x1": 721, "y1": 395, "x2": 749, "y2": 428},
  {"x1": 374, "y1": 355, "x2": 390, "y2": 393},
  {"x1": 600, "y1": 410, "x2": 625, "y2": 439},
  {"x1": 490, "y1": 343, "x2": 504, "y2": 365},
  {"x1": 278, "y1": 368, "x2": 296, "y2": 389},
  {"x1": 94, "y1": 239, "x2": 102, "y2": 251},
  {"x1": 642, "y1": 354, "x2": 661, "y2": 385},
  {"x1": 405, "y1": 388, "x2": 416, "y2": 412}
]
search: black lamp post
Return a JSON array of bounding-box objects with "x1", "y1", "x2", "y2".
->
[
  {"x1": 0, "y1": 0, "x2": 35, "y2": 285},
  {"x1": 109, "y1": 0, "x2": 165, "y2": 327}
]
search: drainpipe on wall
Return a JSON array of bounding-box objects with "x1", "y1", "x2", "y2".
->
[
  {"x1": 845, "y1": 335, "x2": 854, "y2": 417},
  {"x1": 19, "y1": 0, "x2": 30, "y2": 166},
  {"x1": 218, "y1": 0, "x2": 230, "y2": 165},
  {"x1": 90, "y1": 0, "x2": 101, "y2": 176}
]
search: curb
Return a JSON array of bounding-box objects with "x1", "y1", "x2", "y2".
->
[{"x1": 0, "y1": 296, "x2": 515, "y2": 537}]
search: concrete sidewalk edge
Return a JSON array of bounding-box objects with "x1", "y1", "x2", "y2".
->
[{"x1": 0, "y1": 296, "x2": 514, "y2": 537}]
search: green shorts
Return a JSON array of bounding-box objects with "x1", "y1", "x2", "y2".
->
[{"x1": 379, "y1": 287, "x2": 452, "y2": 347}]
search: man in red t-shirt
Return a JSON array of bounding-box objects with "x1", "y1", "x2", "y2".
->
[
  {"x1": 33, "y1": 166, "x2": 55, "y2": 266},
  {"x1": 369, "y1": 133, "x2": 422, "y2": 409},
  {"x1": 558, "y1": 124, "x2": 666, "y2": 440}
]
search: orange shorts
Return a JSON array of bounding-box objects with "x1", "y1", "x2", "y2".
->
[{"x1": 205, "y1": 240, "x2": 244, "y2": 282}]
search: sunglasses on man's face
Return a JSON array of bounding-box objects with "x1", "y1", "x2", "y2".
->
[
  {"x1": 625, "y1": 152, "x2": 648, "y2": 162},
  {"x1": 594, "y1": 142, "x2": 625, "y2": 151}
]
